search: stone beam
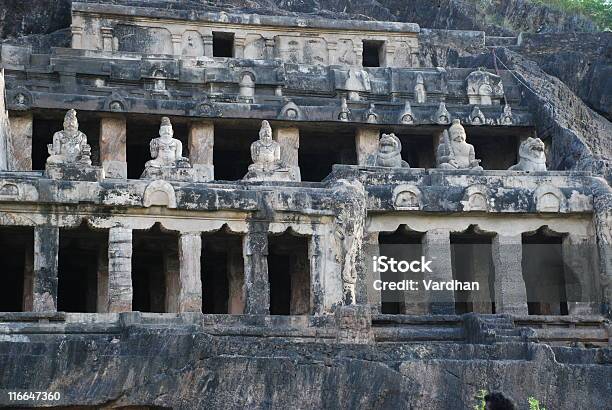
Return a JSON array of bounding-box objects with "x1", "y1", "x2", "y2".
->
[
  {"x1": 422, "y1": 229, "x2": 455, "y2": 314},
  {"x1": 8, "y1": 112, "x2": 33, "y2": 171},
  {"x1": 108, "y1": 226, "x2": 132, "y2": 313},
  {"x1": 33, "y1": 226, "x2": 59, "y2": 312},
  {"x1": 178, "y1": 232, "x2": 203, "y2": 313},
  {"x1": 492, "y1": 234, "x2": 528, "y2": 315},
  {"x1": 243, "y1": 229, "x2": 269, "y2": 315},
  {"x1": 100, "y1": 116, "x2": 127, "y2": 179},
  {"x1": 273, "y1": 126, "x2": 300, "y2": 181},
  {"x1": 188, "y1": 121, "x2": 214, "y2": 182},
  {"x1": 355, "y1": 127, "x2": 379, "y2": 165}
]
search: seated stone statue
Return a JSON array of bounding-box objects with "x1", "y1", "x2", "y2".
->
[
  {"x1": 367, "y1": 133, "x2": 410, "y2": 168},
  {"x1": 244, "y1": 120, "x2": 293, "y2": 181},
  {"x1": 47, "y1": 109, "x2": 92, "y2": 166},
  {"x1": 509, "y1": 137, "x2": 547, "y2": 171},
  {"x1": 45, "y1": 109, "x2": 101, "y2": 181},
  {"x1": 436, "y1": 119, "x2": 483, "y2": 171},
  {"x1": 144, "y1": 117, "x2": 190, "y2": 170},
  {"x1": 141, "y1": 117, "x2": 196, "y2": 181}
]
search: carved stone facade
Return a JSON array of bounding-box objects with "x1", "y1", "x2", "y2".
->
[{"x1": 0, "y1": 2, "x2": 610, "y2": 408}]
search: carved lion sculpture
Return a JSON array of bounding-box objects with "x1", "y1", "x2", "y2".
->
[{"x1": 509, "y1": 137, "x2": 547, "y2": 172}]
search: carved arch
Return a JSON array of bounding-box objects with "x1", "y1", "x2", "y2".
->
[
  {"x1": 143, "y1": 180, "x2": 177, "y2": 209},
  {"x1": 534, "y1": 185, "x2": 567, "y2": 213},
  {"x1": 392, "y1": 185, "x2": 422, "y2": 211},
  {"x1": 461, "y1": 184, "x2": 490, "y2": 212}
]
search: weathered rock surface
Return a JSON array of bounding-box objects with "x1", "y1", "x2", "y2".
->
[{"x1": 0, "y1": 317, "x2": 609, "y2": 409}]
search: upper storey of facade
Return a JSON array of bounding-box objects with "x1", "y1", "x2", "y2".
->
[{"x1": 71, "y1": 2, "x2": 420, "y2": 68}]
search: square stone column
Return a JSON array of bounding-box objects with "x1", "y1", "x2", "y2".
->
[
  {"x1": 234, "y1": 36, "x2": 246, "y2": 58},
  {"x1": 243, "y1": 230, "x2": 269, "y2": 315},
  {"x1": 469, "y1": 245, "x2": 493, "y2": 313},
  {"x1": 563, "y1": 233, "x2": 598, "y2": 315},
  {"x1": 264, "y1": 37, "x2": 276, "y2": 60},
  {"x1": 188, "y1": 121, "x2": 214, "y2": 181},
  {"x1": 164, "y1": 249, "x2": 180, "y2": 313},
  {"x1": 108, "y1": 226, "x2": 132, "y2": 313},
  {"x1": 355, "y1": 127, "x2": 379, "y2": 165},
  {"x1": 178, "y1": 232, "x2": 203, "y2": 313},
  {"x1": 290, "y1": 251, "x2": 310, "y2": 315},
  {"x1": 100, "y1": 116, "x2": 127, "y2": 179},
  {"x1": 22, "y1": 244, "x2": 34, "y2": 311},
  {"x1": 422, "y1": 229, "x2": 455, "y2": 314},
  {"x1": 364, "y1": 232, "x2": 381, "y2": 314},
  {"x1": 273, "y1": 126, "x2": 300, "y2": 181},
  {"x1": 97, "y1": 246, "x2": 109, "y2": 313},
  {"x1": 227, "y1": 246, "x2": 245, "y2": 314},
  {"x1": 8, "y1": 112, "x2": 33, "y2": 170},
  {"x1": 492, "y1": 234, "x2": 528, "y2": 315},
  {"x1": 33, "y1": 226, "x2": 59, "y2": 312}
]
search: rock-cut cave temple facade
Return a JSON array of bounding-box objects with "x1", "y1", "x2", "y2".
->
[{"x1": 0, "y1": 1, "x2": 610, "y2": 408}]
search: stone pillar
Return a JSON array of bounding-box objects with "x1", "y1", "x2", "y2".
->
[
  {"x1": 470, "y1": 245, "x2": 493, "y2": 313},
  {"x1": 203, "y1": 34, "x2": 213, "y2": 57},
  {"x1": 164, "y1": 249, "x2": 180, "y2": 313},
  {"x1": 22, "y1": 244, "x2": 34, "y2": 311},
  {"x1": 492, "y1": 234, "x2": 528, "y2": 315},
  {"x1": 384, "y1": 44, "x2": 395, "y2": 68},
  {"x1": 422, "y1": 229, "x2": 455, "y2": 314},
  {"x1": 309, "y1": 233, "x2": 323, "y2": 315},
  {"x1": 227, "y1": 246, "x2": 245, "y2": 314},
  {"x1": 234, "y1": 36, "x2": 246, "y2": 58},
  {"x1": 355, "y1": 42, "x2": 364, "y2": 67},
  {"x1": 0, "y1": 69, "x2": 9, "y2": 171},
  {"x1": 290, "y1": 250, "x2": 310, "y2": 315},
  {"x1": 33, "y1": 226, "x2": 59, "y2": 312},
  {"x1": 100, "y1": 116, "x2": 127, "y2": 179},
  {"x1": 71, "y1": 26, "x2": 83, "y2": 49},
  {"x1": 97, "y1": 246, "x2": 109, "y2": 313},
  {"x1": 7, "y1": 112, "x2": 33, "y2": 171},
  {"x1": 108, "y1": 226, "x2": 132, "y2": 313},
  {"x1": 242, "y1": 229, "x2": 269, "y2": 315},
  {"x1": 327, "y1": 41, "x2": 338, "y2": 65},
  {"x1": 188, "y1": 120, "x2": 214, "y2": 181},
  {"x1": 178, "y1": 232, "x2": 203, "y2": 313},
  {"x1": 355, "y1": 127, "x2": 379, "y2": 166},
  {"x1": 563, "y1": 233, "x2": 598, "y2": 315},
  {"x1": 101, "y1": 27, "x2": 114, "y2": 52},
  {"x1": 264, "y1": 37, "x2": 276, "y2": 60},
  {"x1": 364, "y1": 232, "x2": 381, "y2": 314},
  {"x1": 171, "y1": 34, "x2": 183, "y2": 57},
  {"x1": 273, "y1": 126, "x2": 300, "y2": 181}
]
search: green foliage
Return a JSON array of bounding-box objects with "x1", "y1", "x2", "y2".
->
[
  {"x1": 528, "y1": 396, "x2": 548, "y2": 410},
  {"x1": 531, "y1": 0, "x2": 612, "y2": 30},
  {"x1": 474, "y1": 389, "x2": 487, "y2": 410}
]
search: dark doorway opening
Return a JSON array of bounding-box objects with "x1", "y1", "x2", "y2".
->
[
  {"x1": 132, "y1": 224, "x2": 179, "y2": 313},
  {"x1": 299, "y1": 128, "x2": 356, "y2": 182},
  {"x1": 201, "y1": 230, "x2": 244, "y2": 314},
  {"x1": 0, "y1": 226, "x2": 33, "y2": 312},
  {"x1": 213, "y1": 123, "x2": 258, "y2": 181},
  {"x1": 268, "y1": 232, "x2": 310, "y2": 315},
  {"x1": 213, "y1": 32, "x2": 235, "y2": 57},
  {"x1": 522, "y1": 227, "x2": 567, "y2": 315},
  {"x1": 378, "y1": 227, "x2": 424, "y2": 314},
  {"x1": 58, "y1": 223, "x2": 108, "y2": 313},
  {"x1": 450, "y1": 227, "x2": 495, "y2": 314},
  {"x1": 362, "y1": 40, "x2": 384, "y2": 67}
]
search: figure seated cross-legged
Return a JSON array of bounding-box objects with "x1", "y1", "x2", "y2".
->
[
  {"x1": 436, "y1": 119, "x2": 483, "y2": 171},
  {"x1": 45, "y1": 109, "x2": 102, "y2": 181},
  {"x1": 47, "y1": 109, "x2": 92, "y2": 167},
  {"x1": 141, "y1": 117, "x2": 195, "y2": 181},
  {"x1": 244, "y1": 120, "x2": 294, "y2": 182}
]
